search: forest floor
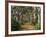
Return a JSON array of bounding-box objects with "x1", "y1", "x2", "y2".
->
[{"x1": 20, "y1": 22, "x2": 35, "y2": 30}]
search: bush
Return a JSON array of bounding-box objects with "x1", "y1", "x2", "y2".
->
[{"x1": 11, "y1": 16, "x2": 22, "y2": 31}]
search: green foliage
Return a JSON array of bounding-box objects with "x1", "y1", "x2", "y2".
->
[
  {"x1": 11, "y1": 16, "x2": 22, "y2": 31},
  {"x1": 11, "y1": 6, "x2": 41, "y2": 31},
  {"x1": 34, "y1": 23, "x2": 41, "y2": 30}
]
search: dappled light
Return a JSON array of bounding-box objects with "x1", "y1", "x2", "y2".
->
[{"x1": 11, "y1": 6, "x2": 41, "y2": 31}]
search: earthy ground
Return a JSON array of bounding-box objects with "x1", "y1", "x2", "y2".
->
[{"x1": 20, "y1": 22, "x2": 35, "y2": 30}]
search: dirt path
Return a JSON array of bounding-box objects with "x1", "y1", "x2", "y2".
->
[{"x1": 20, "y1": 22, "x2": 34, "y2": 30}]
